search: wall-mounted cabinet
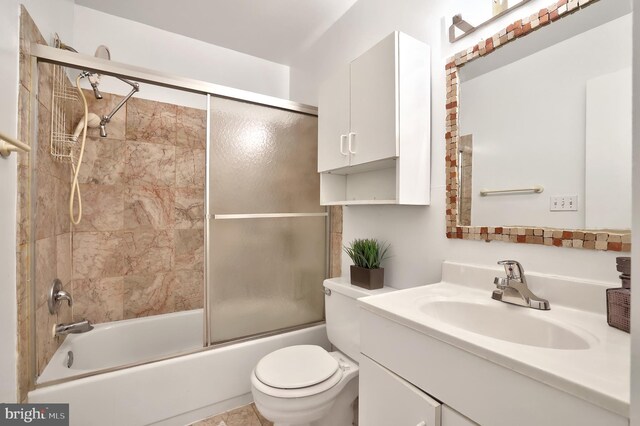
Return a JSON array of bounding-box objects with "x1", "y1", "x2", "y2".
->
[{"x1": 318, "y1": 31, "x2": 431, "y2": 206}]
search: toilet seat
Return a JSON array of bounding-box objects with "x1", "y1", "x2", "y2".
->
[
  {"x1": 256, "y1": 345, "x2": 339, "y2": 389},
  {"x1": 252, "y1": 346, "x2": 350, "y2": 399}
]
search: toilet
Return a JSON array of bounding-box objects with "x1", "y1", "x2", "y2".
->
[{"x1": 251, "y1": 278, "x2": 395, "y2": 426}]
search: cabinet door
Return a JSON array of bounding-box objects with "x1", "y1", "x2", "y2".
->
[
  {"x1": 360, "y1": 355, "x2": 441, "y2": 426},
  {"x1": 318, "y1": 65, "x2": 350, "y2": 172},
  {"x1": 442, "y1": 406, "x2": 478, "y2": 426},
  {"x1": 349, "y1": 32, "x2": 399, "y2": 166}
]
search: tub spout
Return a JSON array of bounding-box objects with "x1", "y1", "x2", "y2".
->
[{"x1": 55, "y1": 320, "x2": 94, "y2": 336}]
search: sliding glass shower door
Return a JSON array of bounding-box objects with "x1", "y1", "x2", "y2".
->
[{"x1": 208, "y1": 97, "x2": 326, "y2": 343}]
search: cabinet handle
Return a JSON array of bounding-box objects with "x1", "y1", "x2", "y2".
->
[
  {"x1": 348, "y1": 132, "x2": 356, "y2": 154},
  {"x1": 340, "y1": 134, "x2": 348, "y2": 156}
]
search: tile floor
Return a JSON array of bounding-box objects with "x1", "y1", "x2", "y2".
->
[{"x1": 191, "y1": 403, "x2": 273, "y2": 426}]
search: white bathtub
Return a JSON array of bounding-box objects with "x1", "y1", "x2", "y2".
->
[
  {"x1": 29, "y1": 310, "x2": 329, "y2": 426},
  {"x1": 38, "y1": 310, "x2": 203, "y2": 383}
]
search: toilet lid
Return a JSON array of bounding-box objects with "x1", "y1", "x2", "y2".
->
[{"x1": 255, "y1": 345, "x2": 339, "y2": 389}]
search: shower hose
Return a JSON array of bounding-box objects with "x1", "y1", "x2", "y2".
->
[{"x1": 70, "y1": 74, "x2": 88, "y2": 225}]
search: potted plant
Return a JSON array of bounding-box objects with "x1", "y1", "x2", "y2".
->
[{"x1": 344, "y1": 238, "x2": 390, "y2": 289}]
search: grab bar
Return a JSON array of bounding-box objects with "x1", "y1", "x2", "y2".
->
[
  {"x1": 480, "y1": 185, "x2": 544, "y2": 196},
  {"x1": 0, "y1": 130, "x2": 31, "y2": 158}
]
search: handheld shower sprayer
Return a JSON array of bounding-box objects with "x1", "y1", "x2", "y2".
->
[{"x1": 71, "y1": 113, "x2": 101, "y2": 141}]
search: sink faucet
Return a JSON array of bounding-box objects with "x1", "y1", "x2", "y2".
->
[
  {"x1": 55, "y1": 320, "x2": 94, "y2": 336},
  {"x1": 492, "y1": 260, "x2": 550, "y2": 310}
]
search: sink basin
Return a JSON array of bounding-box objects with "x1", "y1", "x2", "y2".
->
[{"x1": 419, "y1": 299, "x2": 593, "y2": 350}]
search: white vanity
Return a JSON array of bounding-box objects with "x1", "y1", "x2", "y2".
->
[{"x1": 358, "y1": 262, "x2": 629, "y2": 426}]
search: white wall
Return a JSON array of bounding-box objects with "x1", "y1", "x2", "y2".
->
[
  {"x1": 0, "y1": 0, "x2": 75, "y2": 404},
  {"x1": 72, "y1": 5, "x2": 290, "y2": 108},
  {"x1": 289, "y1": 0, "x2": 623, "y2": 289},
  {"x1": 460, "y1": 15, "x2": 631, "y2": 229}
]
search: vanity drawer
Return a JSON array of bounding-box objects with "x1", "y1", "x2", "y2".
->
[{"x1": 360, "y1": 354, "x2": 441, "y2": 426}]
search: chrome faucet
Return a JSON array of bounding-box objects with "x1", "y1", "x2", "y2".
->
[
  {"x1": 492, "y1": 260, "x2": 550, "y2": 310},
  {"x1": 55, "y1": 320, "x2": 94, "y2": 336}
]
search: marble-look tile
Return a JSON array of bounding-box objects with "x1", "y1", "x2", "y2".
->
[
  {"x1": 56, "y1": 233, "x2": 72, "y2": 286},
  {"x1": 55, "y1": 177, "x2": 71, "y2": 235},
  {"x1": 72, "y1": 232, "x2": 126, "y2": 279},
  {"x1": 35, "y1": 237, "x2": 57, "y2": 310},
  {"x1": 175, "y1": 187, "x2": 205, "y2": 229},
  {"x1": 176, "y1": 106, "x2": 206, "y2": 149},
  {"x1": 330, "y1": 233, "x2": 342, "y2": 279},
  {"x1": 124, "y1": 141, "x2": 176, "y2": 187},
  {"x1": 176, "y1": 147, "x2": 205, "y2": 188},
  {"x1": 18, "y1": 84, "x2": 30, "y2": 144},
  {"x1": 35, "y1": 302, "x2": 58, "y2": 376},
  {"x1": 72, "y1": 277, "x2": 124, "y2": 323},
  {"x1": 73, "y1": 184, "x2": 124, "y2": 232},
  {"x1": 122, "y1": 229, "x2": 174, "y2": 276},
  {"x1": 35, "y1": 171, "x2": 56, "y2": 241},
  {"x1": 174, "y1": 269, "x2": 204, "y2": 311},
  {"x1": 78, "y1": 138, "x2": 126, "y2": 185},
  {"x1": 20, "y1": 7, "x2": 46, "y2": 90},
  {"x1": 17, "y1": 165, "x2": 30, "y2": 246},
  {"x1": 124, "y1": 186, "x2": 175, "y2": 230},
  {"x1": 37, "y1": 61, "x2": 53, "y2": 110},
  {"x1": 126, "y1": 97, "x2": 177, "y2": 144},
  {"x1": 251, "y1": 403, "x2": 274, "y2": 426},
  {"x1": 191, "y1": 413, "x2": 227, "y2": 426},
  {"x1": 123, "y1": 272, "x2": 176, "y2": 319},
  {"x1": 330, "y1": 206, "x2": 343, "y2": 233},
  {"x1": 174, "y1": 229, "x2": 204, "y2": 271},
  {"x1": 224, "y1": 405, "x2": 262, "y2": 426}
]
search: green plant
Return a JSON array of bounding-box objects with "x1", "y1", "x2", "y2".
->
[{"x1": 343, "y1": 238, "x2": 390, "y2": 269}]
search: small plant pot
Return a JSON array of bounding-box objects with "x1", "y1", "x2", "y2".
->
[{"x1": 350, "y1": 265, "x2": 384, "y2": 290}]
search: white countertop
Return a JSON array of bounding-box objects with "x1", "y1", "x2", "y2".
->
[{"x1": 358, "y1": 262, "x2": 630, "y2": 418}]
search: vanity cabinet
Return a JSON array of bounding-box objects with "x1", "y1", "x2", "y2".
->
[
  {"x1": 318, "y1": 31, "x2": 430, "y2": 205},
  {"x1": 360, "y1": 355, "x2": 476, "y2": 426}
]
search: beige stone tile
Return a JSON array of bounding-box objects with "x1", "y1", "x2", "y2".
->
[
  {"x1": 126, "y1": 97, "x2": 177, "y2": 144},
  {"x1": 72, "y1": 231, "x2": 126, "y2": 279},
  {"x1": 35, "y1": 169, "x2": 56, "y2": 241},
  {"x1": 251, "y1": 403, "x2": 273, "y2": 426},
  {"x1": 330, "y1": 233, "x2": 342, "y2": 278},
  {"x1": 174, "y1": 269, "x2": 204, "y2": 311},
  {"x1": 71, "y1": 184, "x2": 124, "y2": 232},
  {"x1": 122, "y1": 229, "x2": 174, "y2": 276},
  {"x1": 176, "y1": 147, "x2": 206, "y2": 188},
  {"x1": 123, "y1": 272, "x2": 176, "y2": 318},
  {"x1": 176, "y1": 106, "x2": 206, "y2": 149},
  {"x1": 56, "y1": 233, "x2": 72, "y2": 286},
  {"x1": 124, "y1": 141, "x2": 176, "y2": 187},
  {"x1": 72, "y1": 277, "x2": 124, "y2": 323},
  {"x1": 37, "y1": 61, "x2": 53, "y2": 110},
  {"x1": 35, "y1": 237, "x2": 57, "y2": 311},
  {"x1": 175, "y1": 187, "x2": 205, "y2": 229},
  {"x1": 191, "y1": 413, "x2": 227, "y2": 426},
  {"x1": 35, "y1": 301, "x2": 58, "y2": 376},
  {"x1": 330, "y1": 206, "x2": 343, "y2": 233},
  {"x1": 55, "y1": 177, "x2": 71, "y2": 235},
  {"x1": 175, "y1": 229, "x2": 204, "y2": 270},
  {"x1": 18, "y1": 84, "x2": 30, "y2": 143},
  {"x1": 78, "y1": 138, "x2": 126, "y2": 185},
  {"x1": 225, "y1": 405, "x2": 262, "y2": 426},
  {"x1": 124, "y1": 185, "x2": 175, "y2": 230}
]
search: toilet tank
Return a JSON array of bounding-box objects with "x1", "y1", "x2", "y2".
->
[{"x1": 323, "y1": 278, "x2": 396, "y2": 362}]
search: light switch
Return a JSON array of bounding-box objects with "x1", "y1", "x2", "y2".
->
[{"x1": 550, "y1": 195, "x2": 578, "y2": 211}]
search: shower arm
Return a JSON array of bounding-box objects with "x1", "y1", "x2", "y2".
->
[{"x1": 101, "y1": 77, "x2": 140, "y2": 128}]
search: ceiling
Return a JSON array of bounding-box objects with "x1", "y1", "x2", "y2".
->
[{"x1": 74, "y1": 0, "x2": 358, "y2": 65}]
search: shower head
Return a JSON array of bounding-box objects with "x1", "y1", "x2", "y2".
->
[{"x1": 71, "y1": 113, "x2": 102, "y2": 141}]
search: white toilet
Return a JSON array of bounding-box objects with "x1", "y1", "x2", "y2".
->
[{"x1": 251, "y1": 278, "x2": 394, "y2": 426}]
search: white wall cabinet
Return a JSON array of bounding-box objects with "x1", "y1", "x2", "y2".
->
[{"x1": 318, "y1": 31, "x2": 430, "y2": 205}]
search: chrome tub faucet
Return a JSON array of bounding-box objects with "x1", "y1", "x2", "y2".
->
[
  {"x1": 492, "y1": 260, "x2": 550, "y2": 310},
  {"x1": 55, "y1": 320, "x2": 94, "y2": 336}
]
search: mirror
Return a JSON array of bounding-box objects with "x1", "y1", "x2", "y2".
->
[{"x1": 445, "y1": 1, "x2": 632, "y2": 251}]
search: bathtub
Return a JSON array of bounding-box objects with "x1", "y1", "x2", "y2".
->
[
  {"x1": 29, "y1": 309, "x2": 329, "y2": 426},
  {"x1": 38, "y1": 309, "x2": 204, "y2": 383}
]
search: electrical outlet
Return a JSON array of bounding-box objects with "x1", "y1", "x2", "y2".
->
[{"x1": 550, "y1": 195, "x2": 578, "y2": 211}]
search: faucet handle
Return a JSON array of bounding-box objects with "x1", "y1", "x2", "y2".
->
[
  {"x1": 497, "y1": 260, "x2": 524, "y2": 279},
  {"x1": 48, "y1": 279, "x2": 73, "y2": 315}
]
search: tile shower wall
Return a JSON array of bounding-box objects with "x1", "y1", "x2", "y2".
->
[
  {"x1": 70, "y1": 95, "x2": 206, "y2": 323},
  {"x1": 16, "y1": 6, "x2": 74, "y2": 397}
]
